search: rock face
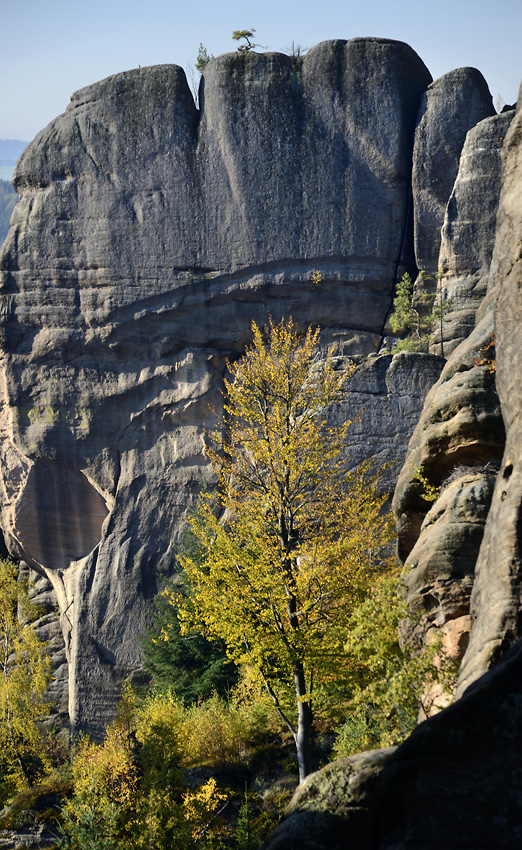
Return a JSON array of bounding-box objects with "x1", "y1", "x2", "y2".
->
[
  {"x1": 391, "y1": 110, "x2": 511, "y2": 664},
  {"x1": 21, "y1": 563, "x2": 69, "y2": 728},
  {"x1": 432, "y1": 110, "x2": 514, "y2": 356},
  {"x1": 412, "y1": 68, "x2": 494, "y2": 277},
  {"x1": 457, "y1": 90, "x2": 522, "y2": 695},
  {"x1": 263, "y1": 87, "x2": 522, "y2": 850},
  {"x1": 391, "y1": 304, "x2": 504, "y2": 659},
  {"x1": 327, "y1": 351, "x2": 444, "y2": 491},
  {"x1": 0, "y1": 39, "x2": 448, "y2": 737}
]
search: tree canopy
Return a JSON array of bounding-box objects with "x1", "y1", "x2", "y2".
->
[{"x1": 177, "y1": 319, "x2": 394, "y2": 782}]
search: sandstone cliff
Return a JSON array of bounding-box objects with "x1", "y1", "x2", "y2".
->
[
  {"x1": 263, "y1": 80, "x2": 522, "y2": 850},
  {"x1": 0, "y1": 35, "x2": 508, "y2": 808},
  {"x1": 0, "y1": 39, "x2": 439, "y2": 737}
]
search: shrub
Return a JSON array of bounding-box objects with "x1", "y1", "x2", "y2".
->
[
  {"x1": 333, "y1": 574, "x2": 457, "y2": 758},
  {"x1": 390, "y1": 271, "x2": 451, "y2": 354}
]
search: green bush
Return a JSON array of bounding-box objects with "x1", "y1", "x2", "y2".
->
[
  {"x1": 333, "y1": 574, "x2": 457, "y2": 758},
  {"x1": 390, "y1": 271, "x2": 451, "y2": 354},
  {"x1": 141, "y1": 582, "x2": 238, "y2": 704}
]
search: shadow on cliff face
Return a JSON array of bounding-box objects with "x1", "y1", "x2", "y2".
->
[{"x1": 14, "y1": 459, "x2": 108, "y2": 571}]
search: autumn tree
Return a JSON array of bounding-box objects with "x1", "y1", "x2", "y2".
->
[
  {"x1": 177, "y1": 319, "x2": 394, "y2": 782},
  {"x1": 0, "y1": 558, "x2": 50, "y2": 794}
]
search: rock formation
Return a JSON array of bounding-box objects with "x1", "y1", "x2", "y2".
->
[
  {"x1": 412, "y1": 67, "x2": 494, "y2": 279},
  {"x1": 263, "y1": 74, "x2": 522, "y2": 850},
  {"x1": 1, "y1": 38, "x2": 453, "y2": 737},
  {"x1": 432, "y1": 110, "x2": 514, "y2": 356},
  {"x1": 456, "y1": 92, "x2": 522, "y2": 696},
  {"x1": 4, "y1": 46, "x2": 518, "y2": 850}
]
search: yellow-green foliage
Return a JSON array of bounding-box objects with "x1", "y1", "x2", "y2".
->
[
  {"x1": 413, "y1": 465, "x2": 440, "y2": 503},
  {"x1": 0, "y1": 558, "x2": 51, "y2": 797},
  {"x1": 333, "y1": 574, "x2": 457, "y2": 758},
  {"x1": 183, "y1": 692, "x2": 250, "y2": 769},
  {"x1": 60, "y1": 689, "x2": 239, "y2": 849},
  {"x1": 73, "y1": 730, "x2": 136, "y2": 809},
  {"x1": 177, "y1": 318, "x2": 394, "y2": 780}
]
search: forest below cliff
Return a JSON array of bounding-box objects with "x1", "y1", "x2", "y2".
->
[{"x1": 0, "y1": 314, "x2": 456, "y2": 849}]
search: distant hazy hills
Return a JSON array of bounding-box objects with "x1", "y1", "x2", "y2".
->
[
  {"x1": 0, "y1": 140, "x2": 25, "y2": 244},
  {"x1": 0, "y1": 138, "x2": 28, "y2": 166}
]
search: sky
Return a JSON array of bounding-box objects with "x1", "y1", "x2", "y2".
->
[{"x1": 1, "y1": 0, "x2": 521, "y2": 142}]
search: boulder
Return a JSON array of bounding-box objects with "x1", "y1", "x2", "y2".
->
[{"x1": 262, "y1": 748, "x2": 396, "y2": 850}]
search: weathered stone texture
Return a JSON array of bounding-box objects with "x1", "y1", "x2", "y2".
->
[
  {"x1": 328, "y1": 352, "x2": 444, "y2": 492},
  {"x1": 391, "y1": 98, "x2": 512, "y2": 669},
  {"x1": 412, "y1": 67, "x2": 494, "y2": 276},
  {"x1": 403, "y1": 471, "x2": 496, "y2": 618},
  {"x1": 20, "y1": 564, "x2": 69, "y2": 726},
  {"x1": 432, "y1": 110, "x2": 514, "y2": 356},
  {"x1": 392, "y1": 304, "x2": 504, "y2": 560},
  {"x1": 0, "y1": 40, "x2": 437, "y2": 736},
  {"x1": 457, "y1": 88, "x2": 522, "y2": 696}
]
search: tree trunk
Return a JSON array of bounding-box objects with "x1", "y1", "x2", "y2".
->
[{"x1": 293, "y1": 663, "x2": 313, "y2": 784}]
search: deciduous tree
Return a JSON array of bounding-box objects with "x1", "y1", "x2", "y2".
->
[
  {"x1": 0, "y1": 558, "x2": 50, "y2": 793},
  {"x1": 178, "y1": 319, "x2": 394, "y2": 782}
]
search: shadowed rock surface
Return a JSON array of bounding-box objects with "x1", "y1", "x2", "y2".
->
[
  {"x1": 457, "y1": 88, "x2": 522, "y2": 696},
  {"x1": 0, "y1": 39, "x2": 443, "y2": 737},
  {"x1": 412, "y1": 67, "x2": 494, "y2": 278}
]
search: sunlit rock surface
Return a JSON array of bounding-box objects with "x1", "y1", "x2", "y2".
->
[{"x1": 0, "y1": 39, "x2": 442, "y2": 736}]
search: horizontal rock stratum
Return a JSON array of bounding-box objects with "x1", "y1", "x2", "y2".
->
[{"x1": 0, "y1": 39, "x2": 495, "y2": 742}]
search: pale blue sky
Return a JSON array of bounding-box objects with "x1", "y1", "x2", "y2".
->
[{"x1": 2, "y1": 0, "x2": 521, "y2": 141}]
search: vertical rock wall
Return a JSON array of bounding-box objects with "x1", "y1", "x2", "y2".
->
[
  {"x1": 392, "y1": 106, "x2": 512, "y2": 670},
  {"x1": 457, "y1": 90, "x2": 522, "y2": 695},
  {"x1": 412, "y1": 68, "x2": 494, "y2": 278},
  {"x1": 0, "y1": 39, "x2": 496, "y2": 738},
  {"x1": 0, "y1": 39, "x2": 439, "y2": 737},
  {"x1": 433, "y1": 111, "x2": 514, "y2": 356}
]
